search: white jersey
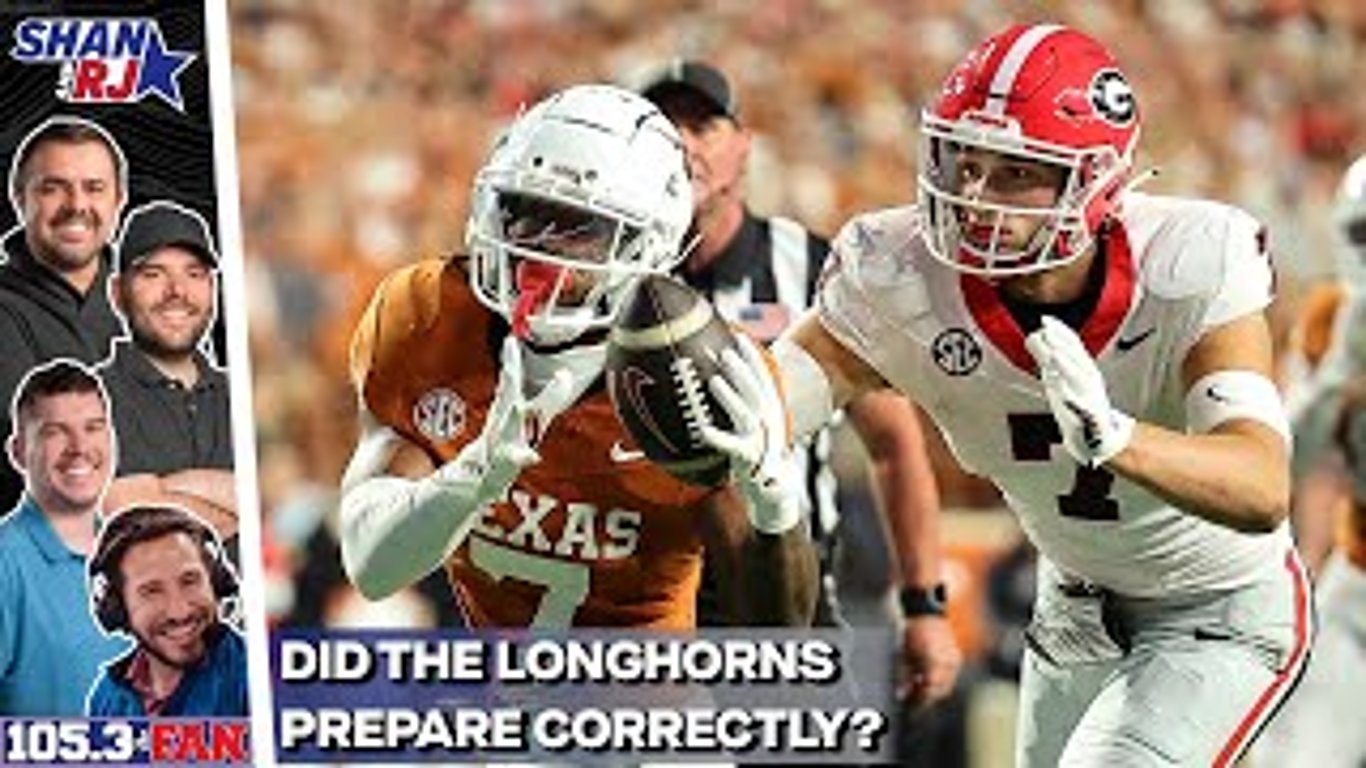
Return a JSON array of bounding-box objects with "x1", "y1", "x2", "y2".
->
[{"x1": 818, "y1": 192, "x2": 1291, "y2": 597}]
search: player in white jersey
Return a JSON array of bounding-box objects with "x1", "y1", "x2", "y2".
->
[
  {"x1": 693, "y1": 22, "x2": 1312, "y2": 768},
  {"x1": 1251, "y1": 156, "x2": 1366, "y2": 768}
]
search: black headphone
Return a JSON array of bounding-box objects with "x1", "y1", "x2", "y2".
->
[{"x1": 88, "y1": 505, "x2": 238, "y2": 634}]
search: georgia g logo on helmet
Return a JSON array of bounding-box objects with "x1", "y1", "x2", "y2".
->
[{"x1": 1089, "y1": 69, "x2": 1136, "y2": 126}]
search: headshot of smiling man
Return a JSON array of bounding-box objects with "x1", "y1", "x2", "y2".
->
[
  {"x1": 0, "y1": 359, "x2": 126, "y2": 715},
  {"x1": 0, "y1": 116, "x2": 129, "y2": 512},
  {"x1": 86, "y1": 504, "x2": 247, "y2": 717},
  {"x1": 98, "y1": 201, "x2": 237, "y2": 541}
]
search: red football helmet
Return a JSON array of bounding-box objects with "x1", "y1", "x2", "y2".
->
[{"x1": 919, "y1": 23, "x2": 1140, "y2": 276}]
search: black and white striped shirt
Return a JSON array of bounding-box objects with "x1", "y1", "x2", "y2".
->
[{"x1": 679, "y1": 210, "x2": 841, "y2": 543}]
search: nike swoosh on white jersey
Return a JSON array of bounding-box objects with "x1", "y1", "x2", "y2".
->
[
  {"x1": 1116, "y1": 327, "x2": 1156, "y2": 351},
  {"x1": 609, "y1": 441, "x2": 647, "y2": 463}
]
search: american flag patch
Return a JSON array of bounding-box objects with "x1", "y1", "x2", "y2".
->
[{"x1": 732, "y1": 303, "x2": 792, "y2": 342}]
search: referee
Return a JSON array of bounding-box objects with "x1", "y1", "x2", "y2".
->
[{"x1": 639, "y1": 60, "x2": 961, "y2": 709}]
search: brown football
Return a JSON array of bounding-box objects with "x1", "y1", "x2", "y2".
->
[{"x1": 606, "y1": 275, "x2": 737, "y2": 487}]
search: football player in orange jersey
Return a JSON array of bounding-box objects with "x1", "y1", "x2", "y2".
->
[{"x1": 337, "y1": 84, "x2": 816, "y2": 629}]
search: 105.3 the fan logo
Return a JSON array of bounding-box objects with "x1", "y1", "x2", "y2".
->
[{"x1": 2, "y1": 718, "x2": 249, "y2": 764}]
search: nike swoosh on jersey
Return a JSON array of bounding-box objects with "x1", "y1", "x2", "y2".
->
[
  {"x1": 610, "y1": 441, "x2": 647, "y2": 463},
  {"x1": 1115, "y1": 327, "x2": 1156, "y2": 352}
]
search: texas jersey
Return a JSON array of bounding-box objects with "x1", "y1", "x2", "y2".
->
[
  {"x1": 818, "y1": 192, "x2": 1291, "y2": 596},
  {"x1": 351, "y1": 259, "x2": 712, "y2": 628}
]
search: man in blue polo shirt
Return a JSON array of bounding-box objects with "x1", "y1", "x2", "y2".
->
[{"x1": 0, "y1": 359, "x2": 127, "y2": 714}]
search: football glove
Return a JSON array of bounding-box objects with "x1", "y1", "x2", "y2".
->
[
  {"x1": 338, "y1": 336, "x2": 578, "y2": 599},
  {"x1": 698, "y1": 334, "x2": 803, "y2": 535},
  {"x1": 439, "y1": 335, "x2": 576, "y2": 502},
  {"x1": 1025, "y1": 316, "x2": 1135, "y2": 467}
]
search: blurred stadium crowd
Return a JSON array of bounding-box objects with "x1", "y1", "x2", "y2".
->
[{"x1": 231, "y1": 0, "x2": 1366, "y2": 763}]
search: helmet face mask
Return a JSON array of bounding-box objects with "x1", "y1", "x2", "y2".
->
[
  {"x1": 468, "y1": 85, "x2": 692, "y2": 344},
  {"x1": 918, "y1": 25, "x2": 1139, "y2": 278},
  {"x1": 471, "y1": 187, "x2": 648, "y2": 340},
  {"x1": 921, "y1": 126, "x2": 1095, "y2": 276}
]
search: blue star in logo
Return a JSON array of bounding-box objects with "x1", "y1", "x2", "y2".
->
[{"x1": 136, "y1": 26, "x2": 195, "y2": 111}]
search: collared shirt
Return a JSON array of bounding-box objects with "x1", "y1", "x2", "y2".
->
[
  {"x1": 680, "y1": 209, "x2": 774, "y2": 295},
  {"x1": 87, "y1": 624, "x2": 248, "y2": 717},
  {"x1": 124, "y1": 651, "x2": 171, "y2": 715},
  {"x1": 0, "y1": 229, "x2": 123, "y2": 511},
  {"x1": 0, "y1": 498, "x2": 128, "y2": 715},
  {"x1": 99, "y1": 339, "x2": 234, "y2": 476}
]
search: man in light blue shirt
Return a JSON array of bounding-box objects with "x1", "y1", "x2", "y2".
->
[{"x1": 0, "y1": 359, "x2": 127, "y2": 714}]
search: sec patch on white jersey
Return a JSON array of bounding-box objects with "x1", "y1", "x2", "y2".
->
[{"x1": 817, "y1": 192, "x2": 1289, "y2": 597}]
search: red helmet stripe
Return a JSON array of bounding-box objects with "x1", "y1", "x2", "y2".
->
[{"x1": 984, "y1": 23, "x2": 1065, "y2": 117}]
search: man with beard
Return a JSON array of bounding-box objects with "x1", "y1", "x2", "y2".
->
[
  {"x1": 0, "y1": 359, "x2": 127, "y2": 714},
  {"x1": 0, "y1": 116, "x2": 128, "y2": 512},
  {"x1": 98, "y1": 201, "x2": 236, "y2": 539},
  {"x1": 86, "y1": 504, "x2": 246, "y2": 717}
]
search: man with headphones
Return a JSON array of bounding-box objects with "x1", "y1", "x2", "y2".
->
[{"x1": 85, "y1": 503, "x2": 246, "y2": 717}]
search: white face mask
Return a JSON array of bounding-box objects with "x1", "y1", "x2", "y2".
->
[{"x1": 469, "y1": 187, "x2": 659, "y2": 342}]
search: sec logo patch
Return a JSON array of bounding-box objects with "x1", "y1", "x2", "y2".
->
[
  {"x1": 932, "y1": 328, "x2": 982, "y2": 376},
  {"x1": 413, "y1": 388, "x2": 467, "y2": 441}
]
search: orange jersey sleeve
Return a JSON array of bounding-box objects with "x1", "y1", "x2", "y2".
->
[
  {"x1": 1337, "y1": 375, "x2": 1366, "y2": 569},
  {"x1": 350, "y1": 259, "x2": 714, "y2": 628},
  {"x1": 1295, "y1": 281, "x2": 1345, "y2": 371}
]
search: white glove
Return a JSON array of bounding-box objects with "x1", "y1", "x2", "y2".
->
[
  {"x1": 698, "y1": 334, "x2": 803, "y2": 535},
  {"x1": 338, "y1": 337, "x2": 577, "y2": 599},
  {"x1": 439, "y1": 335, "x2": 576, "y2": 503},
  {"x1": 1024, "y1": 316, "x2": 1135, "y2": 468}
]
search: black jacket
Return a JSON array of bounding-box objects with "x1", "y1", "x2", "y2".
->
[{"x1": 0, "y1": 228, "x2": 123, "y2": 509}]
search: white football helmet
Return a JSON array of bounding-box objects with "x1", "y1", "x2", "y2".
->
[
  {"x1": 467, "y1": 84, "x2": 693, "y2": 345},
  {"x1": 1334, "y1": 154, "x2": 1366, "y2": 287}
]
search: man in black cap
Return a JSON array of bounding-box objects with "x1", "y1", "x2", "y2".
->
[
  {"x1": 640, "y1": 59, "x2": 962, "y2": 710},
  {"x1": 0, "y1": 116, "x2": 129, "y2": 511},
  {"x1": 638, "y1": 60, "x2": 746, "y2": 273},
  {"x1": 98, "y1": 201, "x2": 236, "y2": 539}
]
